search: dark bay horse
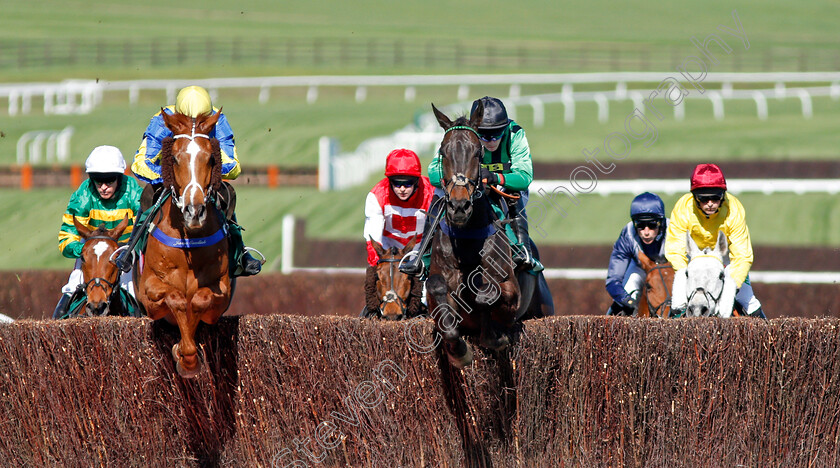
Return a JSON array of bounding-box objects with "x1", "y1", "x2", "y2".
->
[
  {"x1": 426, "y1": 102, "x2": 528, "y2": 368},
  {"x1": 134, "y1": 110, "x2": 233, "y2": 378},
  {"x1": 635, "y1": 251, "x2": 674, "y2": 318},
  {"x1": 66, "y1": 215, "x2": 137, "y2": 318},
  {"x1": 362, "y1": 237, "x2": 425, "y2": 320}
]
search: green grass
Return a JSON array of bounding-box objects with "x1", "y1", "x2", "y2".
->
[
  {"x1": 6, "y1": 186, "x2": 838, "y2": 271},
  {"x1": 3, "y1": 0, "x2": 840, "y2": 270}
]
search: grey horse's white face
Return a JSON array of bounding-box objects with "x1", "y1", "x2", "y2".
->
[
  {"x1": 685, "y1": 254, "x2": 726, "y2": 317},
  {"x1": 683, "y1": 230, "x2": 733, "y2": 317}
]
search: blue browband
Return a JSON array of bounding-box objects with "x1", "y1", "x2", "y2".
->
[{"x1": 151, "y1": 224, "x2": 227, "y2": 249}]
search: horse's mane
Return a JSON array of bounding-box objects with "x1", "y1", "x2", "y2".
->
[
  {"x1": 159, "y1": 136, "x2": 223, "y2": 191},
  {"x1": 87, "y1": 223, "x2": 110, "y2": 239},
  {"x1": 451, "y1": 115, "x2": 470, "y2": 127}
]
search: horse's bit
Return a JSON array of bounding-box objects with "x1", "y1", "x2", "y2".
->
[
  {"x1": 644, "y1": 263, "x2": 672, "y2": 318},
  {"x1": 170, "y1": 120, "x2": 212, "y2": 210},
  {"x1": 377, "y1": 257, "x2": 408, "y2": 318}
]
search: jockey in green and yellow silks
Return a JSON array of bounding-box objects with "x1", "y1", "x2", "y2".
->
[
  {"x1": 665, "y1": 163, "x2": 765, "y2": 318},
  {"x1": 114, "y1": 85, "x2": 263, "y2": 277},
  {"x1": 54, "y1": 146, "x2": 143, "y2": 319}
]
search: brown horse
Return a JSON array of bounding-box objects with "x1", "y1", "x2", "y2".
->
[
  {"x1": 636, "y1": 251, "x2": 674, "y2": 318},
  {"x1": 69, "y1": 215, "x2": 131, "y2": 317},
  {"x1": 362, "y1": 237, "x2": 425, "y2": 320},
  {"x1": 134, "y1": 110, "x2": 233, "y2": 378},
  {"x1": 426, "y1": 102, "x2": 525, "y2": 368}
]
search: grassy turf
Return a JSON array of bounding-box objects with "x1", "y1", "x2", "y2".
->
[{"x1": 6, "y1": 186, "x2": 838, "y2": 271}]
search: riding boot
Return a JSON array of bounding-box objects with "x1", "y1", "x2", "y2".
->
[
  {"x1": 52, "y1": 293, "x2": 72, "y2": 320},
  {"x1": 399, "y1": 196, "x2": 440, "y2": 277},
  {"x1": 748, "y1": 307, "x2": 767, "y2": 319},
  {"x1": 228, "y1": 219, "x2": 263, "y2": 277},
  {"x1": 510, "y1": 215, "x2": 534, "y2": 269}
]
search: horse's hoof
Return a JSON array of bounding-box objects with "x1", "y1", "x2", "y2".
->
[
  {"x1": 481, "y1": 333, "x2": 510, "y2": 352},
  {"x1": 172, "y1": 343, "x2": 202, "y2": 378},
  {"x1": 446, "y1": 339, "x2": 474, "y2": 368},
  {"x1": 480, "y1": 326, "x2": 510, "y2": 352}
]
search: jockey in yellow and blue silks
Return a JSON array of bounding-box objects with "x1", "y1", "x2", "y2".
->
[
  {"x1": 665, "y1": 163, "x2": 765, "y2": 318},
  {"x1": 54, "y1": 146, "x2": 143, "y2": 319},
  {"x1": 400, "y1": 96, "x2": 536, "y2": 275},
  {"x1": 606, "y1": 192, "x2": 670, "y2": 316},
  {"x1": 114, "y1": 85, "x2": 263, "y2": 277}
]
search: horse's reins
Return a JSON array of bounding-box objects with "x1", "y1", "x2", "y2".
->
[
  {"x1": 170, "y1": 120, "x2": 213, "y2": 210},
  {"x1": 644, "y1": 263, "x2": 672, "y2": 318},
  {"x1": 377, "y1": 256, "x2": 409, "y2": 318}
]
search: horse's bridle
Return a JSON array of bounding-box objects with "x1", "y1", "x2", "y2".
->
[
  {"x1": 170, "y1": 120, "x2": 213, "y2": 210},
  {"x1": 685, "y1": 256, "x2": 726, "y2": 316},
  {"x1": 376, "y1": 257, "x2": 408, "y2": 319},
  {"x1": 81, "y1": 235, "x2": 121, "y2": 315},
  {"x1": 644, "y1": 263, "x2": 672, "y2": 318},
  {"x1": 439, "y1": 125, "x2": 484, "y2": 206}
]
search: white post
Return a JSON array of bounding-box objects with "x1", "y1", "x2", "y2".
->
[
  {"x1": 795, "y1": 89, "x2": 813, "y2": 119},
  {"x1": 259, "y1": 85, "x2": 270, "y2": 104},
  {"x1": 307, "y1": 85, "x2": 318, "y2": 104},
  {"x1": 708, "y1": 91, "x2": 724, "y2": 121},
  {"x1": 355, "y1": 86, "x2": 367, "y2": 102},
  {"x1": 529, "y1": 98, "x2": 544, "y2": 128},
  {"x1": 674, "y1": 100, "x2": 685, "y2": 121},
  {"x1": 129, "y1": 85, "x2": 140, "y2": 106},
  {"x1": 318, "y1": 136, "x2": 338, "y2": 191},
  {"x1": 457, "y1": 84, "x2": 469, "y2": 101},
  {"x1": 404, "y1": 86, "x2": 416, "y2": 102},
  {"x1": 594, "y1": 93, "x2": 609, "y2": 123},
  {"x1": 753, "y1": 91, "x2": 768, "y2": 120},
  {"x1": 281, "y1": 214, "x2": 295, "y2": 275}
]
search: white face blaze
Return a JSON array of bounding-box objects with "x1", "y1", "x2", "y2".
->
[
  {"x1": 92, "y1": 240, "x2": 109, "y2": 260},
  {"x1": 184, "y1": 139, "x2": 204, "y2": 205}
]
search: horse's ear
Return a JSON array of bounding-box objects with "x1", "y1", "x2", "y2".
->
[
  {"x1": 686, "y1": 231, "x2": 702, "y2": 259},
  {"x1": 161, "y1": 108, "x2": 177, "y2": 132},
  {"x1": 403, "y1": 234, "x2": 419, "y2": 252},
  {"x1": 715, "y1": 231, "x2": 729, "y2": 259},
  {"x1": 197, "y1": 109, "x2": 221, "y2": 134},
  {"x1": 369, "y1": 237, "x2": 386, "y2": 257},
  {"x1": 431, "y1": 103, "x2": 453, "y2": 130},
  {"x1": 636, "y1": 250, "x2": 656, "y2": 272},
  {"x1": 73, "y1": 216, "x2": 93, "y2": 240},
  {"x1": 109, "y1": 214, "x2": 130, "y2": 240},
  {"x1": 469, "y1": 98, "x2": 483, "y2": 129}
]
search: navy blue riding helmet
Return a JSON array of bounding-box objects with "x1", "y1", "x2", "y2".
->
[{"x1": 630, "y1": 192, "x2": 665, "y2": 221}]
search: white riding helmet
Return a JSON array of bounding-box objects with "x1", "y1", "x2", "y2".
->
[
  {"x1": 175, "y1": 86, "x2": 213, "y2": 117},
  {"x1": 85, "y1": 145, "x2": 127, "y2": 174}
]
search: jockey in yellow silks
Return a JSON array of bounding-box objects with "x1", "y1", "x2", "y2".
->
[
  {"x1": 113, "y1": 85, "x2": 263, "y2": 277},
  {"x1": 665, "y1": 163, "x2": 765, "y2": 318}
]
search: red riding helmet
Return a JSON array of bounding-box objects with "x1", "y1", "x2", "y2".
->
[
  {"x1": 384, "y1": 149, "x2": 422, "y2": 178},
  {"x1": 690, "y1": 163, "x2": 727, "y2": 191}
]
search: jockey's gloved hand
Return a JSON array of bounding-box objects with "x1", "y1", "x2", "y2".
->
[
  {"x1": 480, "y1": 167, "x2": 501, "y2": 186},
  {"x1": 622, "y1": 296, "x2": 638, "y2": 309}
]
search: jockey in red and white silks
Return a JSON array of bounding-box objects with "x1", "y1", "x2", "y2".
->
[{"x1": 363, "y1": 149, "x2": 434, "y2": 267}]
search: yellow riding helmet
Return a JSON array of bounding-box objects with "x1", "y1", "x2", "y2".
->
[{"x1": 175, "y1": 86, "x2": 212, "y2": 117}]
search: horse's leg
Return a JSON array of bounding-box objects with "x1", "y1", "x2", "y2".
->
[
  {"x1": 426, "y1": 273, "x2": 472, "y2": 368},
  {"x1": 167, "y1": 292, "x2": 203, "y2": 378}
]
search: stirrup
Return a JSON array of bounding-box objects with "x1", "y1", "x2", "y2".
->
[
  {"x1": 243, "y1": 247, "x2": 266, "y2": 265},
  {"x1": 111, "y1": 245, "x2": 134, "y2": 272},
  {"x1": 398, "y1": 251, "x2": 424, "y2": 276}
]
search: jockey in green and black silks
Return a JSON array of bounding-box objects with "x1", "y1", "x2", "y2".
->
[
  {"x1": 428, "y1": 96, "x2": 536, "y2": 267},
  {"x1": 402, "y1": 96, "x2": 542, "y2": 278}
]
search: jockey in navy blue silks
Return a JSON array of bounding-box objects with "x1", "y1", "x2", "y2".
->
[{"x1": 606, "y1": 192, "x2": 669, "y2": 316}]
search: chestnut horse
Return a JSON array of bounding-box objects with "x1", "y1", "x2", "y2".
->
[
  {"x1": 635, "y1": 251, "x2": 674, "y2": 319},
  {"x1": 64, "y1": 215, "x2": 138, "y2": 318},
  {"x1": 426, "y1": 102, "x2": 527, "y2": 368},
  {"x1": 134, "y1": 110, "x2": 233, "y2": 378},
  {"x1": 362, "y1": 237, "x2": 425, "y2": 320}
]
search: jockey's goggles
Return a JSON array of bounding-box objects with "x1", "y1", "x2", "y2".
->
[
  {"x1": 478, "y1": 129, "x2": 505, "y2": 142},
  {"x1": 389, "y1": 176, "x2": 418, "y2": 188},
  {"x1": 633, "y1": 219, "x2": 661, "y2": 230},
  {"x1": 90, "y1": 173, "x2": 120, "y2": 185},
  {"x1": 695, "y1": 193, "x2": 724, "y2": 203}
]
